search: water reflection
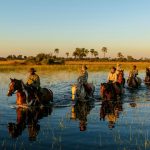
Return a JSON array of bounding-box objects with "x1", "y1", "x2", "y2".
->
[
  {"x1": 100, "y1": 100, "x2": 123, "y2": 129},
  {"x1": 71, "y1": 100, "x2": 94, "y2": 131},
  {"x1": 8, "y1": 105, "x2": 53, "y2": 141}
]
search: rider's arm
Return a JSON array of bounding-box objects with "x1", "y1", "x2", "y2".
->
[
  {"x1": 107, "y1": 73, "x2": 110, "y2": 82},
  {"x1": 114, "y1": 73, "x2": 117, "y2": 83}
]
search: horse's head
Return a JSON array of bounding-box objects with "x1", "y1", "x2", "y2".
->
[
  {"x1": 100, "y1": 83, "x2": 107, "y2": 98},
  {"x1": 100, "y1": 83, "x2": 115, "y2": 100},
  {"x1": 7, "y1": 78, "x2": 22, "y2": 96}
]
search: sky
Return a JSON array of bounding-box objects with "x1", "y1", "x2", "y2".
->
[{"x1": 0, "y1": 0, "x2": 150, "y2": 58}]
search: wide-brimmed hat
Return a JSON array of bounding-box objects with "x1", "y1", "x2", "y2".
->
[{"x1": 29, "y1": 68, "x2": 36, "y2": 73}]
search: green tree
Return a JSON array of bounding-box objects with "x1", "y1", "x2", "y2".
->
[
  {"x1": 101, "y1": 47, "x2": 108, "y2": 58},
  {"x1": 66, "y1": 52, "x2": 69, "y2": 58},
  {"x1": 127, "y1": 55, "x2": 135, "y2": 61},
  {"x1": 54, "y1": 48, "x2": 59, "y2": 57},
  {"x1": 93, "y1": 51, "x2": 99, "y2": 58},
  {"x1": 117, "y1": 52, "x2": 124, "y2": 59},
  {"x1": 90, "y1": 49, "x2": 95, "y2": 58},
  {"x1": 72, "y1": 48, "x2": 89, "y2": 59}
]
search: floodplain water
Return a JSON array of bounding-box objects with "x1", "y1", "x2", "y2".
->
[{"x1": 0, "y1": 70, "x2": 150, "y2": 150}]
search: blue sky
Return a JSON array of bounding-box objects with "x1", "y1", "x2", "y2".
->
[{"x1": 0, "y1": 0, "x2": 150, "y2": 58}]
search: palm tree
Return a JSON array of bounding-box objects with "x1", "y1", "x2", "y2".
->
[
  {"x1": 117, "y1": 52, "x2": 124, "y2": 59},
  {"x1": 66, "y1": 52, "x2": 69, "y2": 58},
  {"x1": 73, "y1": 51, "x2": 78, "y2": 59},
  {"x1": 93, "y1": 51, "x2": 99, "y2": 58},
  {"x1": 101, "y1": 47, "x2": 107, "y2": 58},
  {"x1": 84, "y1": 49, "x2": 89, "y2": 58},
  {"x1": 54, "y1": 48, "x2": 59, "y2": 57},
  {"x1": 90, "y1": 49, "x2": 95, "y2": 58}
]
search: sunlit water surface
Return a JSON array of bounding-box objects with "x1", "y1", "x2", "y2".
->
[{"x1": 0, "y1": 71, "x2": 150, "y2": 150}]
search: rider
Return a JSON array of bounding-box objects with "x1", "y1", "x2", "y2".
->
[
  {"x1": 77, "y1": 65, "x2": 91, "y2": 94},
  {"x1": 116, "y1": 64, "x2": 123, "y2": 75},
  {"x1": 78, "y1": 65, "x2": 88, "y2": 85},
  {"x1": 26, "y1": 68, "x2": 41, "y2": 102},
  {"x1": 116, "y1": 64, "x2": 125, "y2": 87},
  {"x1": 107, "y1": 67, "x2": 117, "y2": 83},
  {"x1": 107, "y1": 67, "x2": 122, "y2": 93},
  {"x1": 129, "y1": 65, "x2": 138, "y2": 84}
]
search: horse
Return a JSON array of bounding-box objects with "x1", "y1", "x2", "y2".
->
[
  {"x1": 144, "y1": 68, "x2": 150, "y2": 84},
  {"x1": 72, "y1": 83, "x2": 95, "y2": 101},
  {"x1": 100, "y1": 82, "x2": 123, "y2": 101},
  {"x1": 7, "y1": 78, "x2": 53, "y2": 107},
  {"x1": 127, "y1": 75, "x2": 142, "y2": 88}
]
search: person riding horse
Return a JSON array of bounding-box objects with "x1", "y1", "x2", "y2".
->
[
  {"x1": 129, "y1": 65, "x2": 139, "y2": 84},
  {"x1": 107, "y1": 67, "x2": 122, "y2": 96},
  {"x1": 116, "y1": 64, "x2": 125, "y2": 87},
  {"x1": 77, "y1": 65, "x2": 91, "y2": 95},
  {"x1": 26, "y1": 68, "x2": 41, "y2": 102},
  {"x1": 107, "y1": 67, "x2": 117, "y2": 83}
]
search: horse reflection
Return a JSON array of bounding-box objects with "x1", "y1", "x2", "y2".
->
[
  {"x1": 71, "y1": 100, "x2": 94, "y2": 131},
  {"x1": 100, "y1": 100, "x2": 123, "y2": 129},
  {"x1": 8, "y1": 105, "x2": 53, "y2": 141}
]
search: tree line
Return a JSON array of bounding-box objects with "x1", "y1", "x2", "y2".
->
[{"x1": 1, "y1": 47, "x2": 150, "y2": 63}]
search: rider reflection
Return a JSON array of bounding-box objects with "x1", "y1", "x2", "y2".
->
[
  {"x1": 100, "y1": 100, "x2": 123, "y2": 129},
  {"x1": 71, "y1": 100, "x2": 94, "y2": 131}
]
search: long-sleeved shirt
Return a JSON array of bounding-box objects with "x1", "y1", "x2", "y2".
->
[
  {"x1": 78, "y1": 70, "x2": 88, "y2": 84},
  {"x1": 129, "y1": 69, "x2": 138, "y2": 78},
  {"x1": 27, "y1": 74, "x2": 40, "y2": 88},
  {"x1": 107, "y1": 72, "x2": 117, "y2": 83}
]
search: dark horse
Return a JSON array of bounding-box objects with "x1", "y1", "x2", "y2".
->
[
  {"x1": 144, "y1": 68, "x2": 150, "y2": 84},
  {"x1": 100, "y1": 82, "x2": 122, "y2": 101},
  {"x1": 100, "y1": 71, "x2": 125, "y2": 101},
  {"x1": 7, "y1": 78, "x2": 53, "y2": 107},
  {"x1": 127, "y1": 75, "x2": 141, "y2": 88}
]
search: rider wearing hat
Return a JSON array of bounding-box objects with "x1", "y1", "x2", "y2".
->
[
  {"x1": 27, "y1": 68, "x2": 40, "y2": 89},
  {"x1": 129, "y1": 65, "x2": 139, "y2": 85},
  {"x1": 26, "y1": 68, "x2": 41, "y2": 102},
  {"x1": 77, "y1": 65, "x2": 88, "y2": 85}
]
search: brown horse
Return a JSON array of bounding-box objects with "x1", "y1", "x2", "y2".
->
[
  {"x1": 7, "y1": 78, "x2": 53, "y2": 107},
  {"x1": 100, "y1": 82, "x2": 122, "y2": 101}
]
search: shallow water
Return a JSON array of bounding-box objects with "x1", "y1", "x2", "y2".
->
[{"x1": 1, "y1": 71, "x2": 150, "y2": 150}]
